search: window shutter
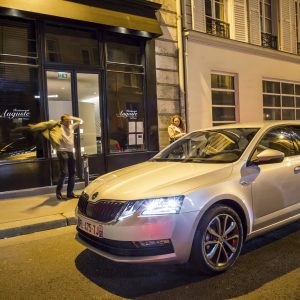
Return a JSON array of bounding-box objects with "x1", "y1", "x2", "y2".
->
[
  {"x1": 233, "y1": 0, "x2": 248, "y2": 42},
  {"x1": 279, "y1": 0, "x2": 297, "y2": 53},
  {"x1": 248, "y1": 0, "x2": 261, "y2": 45},
  {"x1": 191, "y1": 0, "x2": 206, "y2": 32}
]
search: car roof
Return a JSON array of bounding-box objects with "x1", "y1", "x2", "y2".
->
[{"x1": 193, "y1": 121, "x2": 300, "y2": 132}]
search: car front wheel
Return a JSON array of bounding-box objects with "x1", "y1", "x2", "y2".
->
[{"x1": 190, "y1": 205, "x2": 244, "y2": 275}]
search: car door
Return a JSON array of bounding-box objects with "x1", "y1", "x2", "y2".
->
[{"x1": 250, "y1": 126, "x2": 300, "y2": 231}]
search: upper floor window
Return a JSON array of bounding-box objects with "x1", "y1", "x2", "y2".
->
[
  {"x1": 296, "y1": 1, "x2": 300, "y2": 54},
  {"x1": 205, "y1": 0, "x2": 230, "y2": 38},
  {"x1": 263, "y1": 80, "x2": 300, "y2": 120},
  {"x1": 260, "y1": 0, "x2": 278, "y2": 49},
  {"x1": 211, "y1": 74, "x2": 237, "y2": 126}
]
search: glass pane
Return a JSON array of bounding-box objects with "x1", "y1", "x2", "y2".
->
[
  {"x1": 107, "y1": 40, "x2": 142, "y2": 65},
  {"x1": 212, "y1": 107, "x2": 236, "y2": 121},
  {"x1": 263, "y1": 95, "x2": 280, "y2": 107},
  {"x1": 212, "y1": 91, "x2": 235, "y2": 105},
  {"x1": 282, "y1": 96, "x2": 294, "y2": 107},
  {"x1": 264, "y1": 4, "x2": 271, "y2": 18},
  {"x1": 281, "y1": 83, "x2": 294, "y2": 94},
  {"x1": 296, "y1": 97, "x2": 300, "y2": 107},
  {"x1": 265, "y1": 19, "x2": 272, "y2": 33},
  {"x1": 258, "y1": 128, "x2": 295, "y2": 157},
  {"x1": 77, "y1": 73, "x2": 101, "y2": 155},
  {"x1": 295, "y1": 85, "x2": 300, "y2": 95},
  {"x1": 215, "y1": 2, "x2": 224, "y2": 20},
  {"x1": 263, "y1": 108, "x2": 281, "y2": 120},
  {"x1": 0, "y1": 18, "x2": 36, "y2": 60},
  {"x1": 211, "y1": 74, "x2": 234, "y2": 89},
  {"x1": 205, "y1": 0, "x2": 212, "y2": 16},
  {"x1": 296, "y1": 110, "x2": 300, "y2": 120},
  {"x1": 263, "y1": 81, "x2": 280, "y2": 93},
  {"x1": 45, "y1": 25, "x2": 99, "y2": 65},
  {"x1": 107, "y1": 72, "x2": 145, "y2": 153},
  {"x1": 0, "y1": 65, "x2": 42, "y2": 161},
  {"x1": 47, "y1": 71, "x2": 73, "y2": 156},
  {"x1": 282, "y1": 109, "x2": 295, "y2": 120}
]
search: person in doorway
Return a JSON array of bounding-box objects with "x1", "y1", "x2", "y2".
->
[
  {"x1": 168, "y1": 115, "x2": 185, "y2": 143},
  {"x1": 54, "y1": 114, "x2": 83, "y2": 200},
  {"x1": 19, "y1": 114, "x2": 83, "y2": 200}
]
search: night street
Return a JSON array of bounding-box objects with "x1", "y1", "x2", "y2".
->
[{"x1": 0, "y1": 223, "x2": 299, "y2": 299}]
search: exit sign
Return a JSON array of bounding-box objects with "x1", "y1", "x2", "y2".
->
[{"x1": 58, "y1": 72, "x2": 68, "y2": 79}]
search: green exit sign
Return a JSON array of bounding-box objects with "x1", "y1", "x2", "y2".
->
[{"x1": 58, "y1": 72, "x2": 68, "y2": 79}]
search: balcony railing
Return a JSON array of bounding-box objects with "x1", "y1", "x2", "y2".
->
[
  {"x1": 297, "y1": 42, "x2": 300, "y2": 55},
  {"x1": 261, "y1": 32, "x2": 278, "y2": 50},
  {"x1": 206, "y1": 17, "x2": 230, "y2": 39}
]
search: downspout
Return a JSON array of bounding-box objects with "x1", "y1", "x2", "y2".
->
[{"x1": 176, "y1": 0, "x2": 188, "y2": 132}]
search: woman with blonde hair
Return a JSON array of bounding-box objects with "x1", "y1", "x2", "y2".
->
[{"x1": 168, "y1": 115, "x2": 185, "y2": 143}]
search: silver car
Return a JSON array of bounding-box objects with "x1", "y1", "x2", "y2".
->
[{"x1": 75, "y1": 121, "x2": 300, "y2": 274}]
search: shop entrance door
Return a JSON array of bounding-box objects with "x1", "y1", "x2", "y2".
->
[{"x1": 46, "y1": 70, "x2": 105, "y2": 185}]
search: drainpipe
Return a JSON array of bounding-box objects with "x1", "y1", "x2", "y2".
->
[{"x1": 176, "y1": 0, "x2": 188, "y2": 132}]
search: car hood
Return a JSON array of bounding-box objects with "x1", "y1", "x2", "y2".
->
[{"x1": 85, "y1": 161, "x2": 233, "y2": 201}]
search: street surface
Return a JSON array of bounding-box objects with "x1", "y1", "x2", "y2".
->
[{"x1": 0, "y1": 222, "x2": 299, "y2": 300}]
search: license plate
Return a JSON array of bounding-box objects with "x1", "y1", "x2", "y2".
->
[{"x1": 77, "y1": 215, "x2": 103, "y2": 238}]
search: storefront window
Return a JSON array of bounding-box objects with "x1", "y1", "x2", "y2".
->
[
  {"x1": 0, "y1": 18, "x2": 42, "y2": 162},
  {"x1": 0, "y1": 65, "x2": 42, "y2": 161},
  {"x1": 77, "y1": 73, "x2": 102, "y2": 155},
  {"x1": 45, "y1": 25, "x2": 99, "y2": 65},
  {"x1": 107, "y1": 72, "x2": 145, "y2": 153},
  {"x1": 106, "y1": 37, "x2": 145, "y2": 153}
]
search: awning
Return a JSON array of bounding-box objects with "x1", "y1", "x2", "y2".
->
[{"x1": 0, "y1": 0, "x2": 162, "y2": 37}]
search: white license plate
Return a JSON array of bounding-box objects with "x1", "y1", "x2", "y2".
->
[{"x1": 78, "y1": 215, "x2": 103, "y2": 238}]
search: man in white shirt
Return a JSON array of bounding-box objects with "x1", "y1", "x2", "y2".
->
[{"x1": 56, "y1": 114, "x2": 83, "y2": 200}]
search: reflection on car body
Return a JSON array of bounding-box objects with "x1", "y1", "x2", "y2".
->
[{"x1": 75, "y1": 121, "x2": 300, "y2": 274}]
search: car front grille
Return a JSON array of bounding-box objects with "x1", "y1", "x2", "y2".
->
[{"x1": 78, "y1": 193, "x2": 126, "y2": 223}]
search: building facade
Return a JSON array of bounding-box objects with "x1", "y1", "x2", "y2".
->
[
  {"x1": 182, "y1": 0, "x2": 300, "y2": 131},
  {"x1": 0, "y1": 0, "x2": 163, "y2": 192}
]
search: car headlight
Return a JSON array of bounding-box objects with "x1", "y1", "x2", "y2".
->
[{"x1": 118, "y1": 196, "x2": 184, "y2": 220}]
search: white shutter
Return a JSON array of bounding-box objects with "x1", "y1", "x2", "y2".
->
[
  {"x1": 248, "y1": 0, "x2": 261, "y2": 45},
  {"x1": 280, "y1": 0, "x2": 297, "y2": 53},
  {"x1": 192, "y1": 0, "x2": 206, "y2": 32},
  {"x1": 233, "y1": 0, "x2": 248, "y2": 42}
]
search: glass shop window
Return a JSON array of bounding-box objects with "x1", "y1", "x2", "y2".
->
[
  {"x1": 45, "y1": 24, "x2": 99, "y2": 65},
  {"x1": 107, "y1": 72, "x2": 145, "y2": 153},
  {"x1": 0, "y1": 65, "x2": 42, "y2": 161}
]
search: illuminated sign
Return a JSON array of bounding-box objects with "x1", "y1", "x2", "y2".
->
[
  {"x1": 116, "y1": 109, "x2": 138, "y2": 120},
  {"x1": 58, "y1": 72, "x2": 68, "y2": 79},
  {"x1": 0, "y1": 109, "x2": 30, "y2": 119}
]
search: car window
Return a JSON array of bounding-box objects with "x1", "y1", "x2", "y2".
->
[
  {"x1": 153, "y1": 128, "x2": 259, "y2": 163},
  {"x1": 251, "y1": 127, "x2": 296, "y2": 160},
  {"x1": 290, "y1": 126, "x2": 300, "y2": 155}
]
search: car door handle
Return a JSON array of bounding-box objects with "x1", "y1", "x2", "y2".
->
[{"x1": 294, "y1": 166, "x2": 300, "y2": 174}]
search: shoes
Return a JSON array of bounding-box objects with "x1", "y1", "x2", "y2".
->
[
  {"x1": 56, "y1": 193, "x2": 67, "y2": 200},
  {"x1": 67, "y1": 193, "x2": 80, "y2": 199}
]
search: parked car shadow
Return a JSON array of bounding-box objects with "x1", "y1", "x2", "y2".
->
[{"x1": 75, "y1": 221, "x2": 300, "y2": 299}]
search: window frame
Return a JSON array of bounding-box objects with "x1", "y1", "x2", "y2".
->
[
  {"x1": 211, "y1": 73, "x2": 239, "y2": 126},
  {"x1": 263, "y1": 80, "x2": 300, "y2": 121}
]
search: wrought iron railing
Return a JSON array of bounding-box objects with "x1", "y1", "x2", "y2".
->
[
  {"x1": 206, "y1": 17, "x2": 230, "y2": 39},
  {"x1": 297, "y1": 42, "x2": 300, "y2": 55},
  {"x1": 261, "y1": 32, "x2": 278, "y2": 50}
]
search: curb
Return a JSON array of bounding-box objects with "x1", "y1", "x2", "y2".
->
[{"x1": 0, "y1": 212, "x2": 76, "y2": 239}]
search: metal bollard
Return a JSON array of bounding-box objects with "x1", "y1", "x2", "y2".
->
[{"x1": 82, "y1": 153, "x2": 89, "y2": 186}]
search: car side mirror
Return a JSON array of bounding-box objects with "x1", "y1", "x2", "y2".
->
[{"x1": 250, "y1": 148, "x2": 285, "y2": 165}]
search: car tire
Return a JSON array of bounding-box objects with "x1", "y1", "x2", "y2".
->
[{"x1": 189, "y1": 204, "x2": 244, "y2": 275}]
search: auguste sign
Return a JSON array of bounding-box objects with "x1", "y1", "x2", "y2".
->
[
  {"x1": 116, "y1": 109, "x2": 138, "y2": 120},
  {"x1": 0, "y1": 109, "x2": 30, "y2": 119}
]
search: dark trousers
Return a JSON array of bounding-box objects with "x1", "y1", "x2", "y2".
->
[{"x1": 56, "y1": 151, "x2": 76, "y2": 196}]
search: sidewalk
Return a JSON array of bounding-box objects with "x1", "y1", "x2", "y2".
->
[{"x1": 0, "y1": 188, "x2": 83, "y2": 239}]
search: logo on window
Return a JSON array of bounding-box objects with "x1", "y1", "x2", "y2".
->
[
  {"x1": 0, "y1": 109, "x2": 30, "y2": 119},
  {"x1": 116, "y1": 109, "x2": 138, "y2": 120}
]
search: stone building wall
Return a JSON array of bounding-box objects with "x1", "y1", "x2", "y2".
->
[{"x1": 151, "y1": 0, "x2": 182, "y2": 149}]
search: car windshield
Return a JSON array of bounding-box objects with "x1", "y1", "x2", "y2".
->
[{"x1": 152, "y1": 128, "x2": 260, "y2": 163}]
